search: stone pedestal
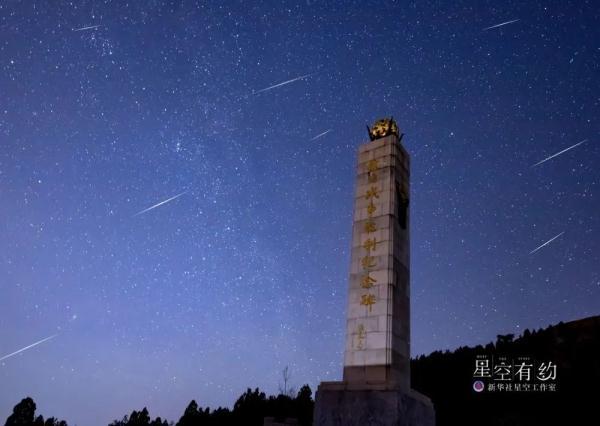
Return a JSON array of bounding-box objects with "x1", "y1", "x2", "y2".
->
[{"x1": 313, "y1": 382, "x2": 435, "y2": 426}]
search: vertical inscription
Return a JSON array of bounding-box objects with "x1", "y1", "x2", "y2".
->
[
  {"x1": 355, "y1": 158, "x2": 380, "y2": 347},
  {"x1": 355, "y1": 324, "x2": 366, "y2": 350},
  {"x1": 342, "y1": 128, "x2": 411, "y2": 389}
]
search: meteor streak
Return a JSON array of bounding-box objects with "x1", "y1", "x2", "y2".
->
[
  {"x1": 0, "y1": 334, "x2": 58, "y2": 362},
  {"x1": 532, "y1": 139, "x2": 587, "y2": 167},
  {"x1": 253, "y1": 73, "x2": 316, "y2": 94},
  {"x1": 310, "y1": 129, "x2": 332, "y2": 141},
  {"x1": 483, "y1": 19, "x2": 519, "y2": 31},
  {"x1": 134, "y1": 191, "x2": 188, "y2": 216},
  {"x1": 73, "y1": 24, "x2": 101, "y2": 32},
  {"x1": 529, "y1": 232, "x2": 564, "y2": 255}
]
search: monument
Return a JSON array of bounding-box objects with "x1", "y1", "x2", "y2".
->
[{"x1": 313, "y1": 118, "x2": 435, "y2": 426}]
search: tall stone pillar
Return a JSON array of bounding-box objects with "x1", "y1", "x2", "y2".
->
[
  {"x1": 343, "y1": 124, "x2": 410, "y2": 390},
  {"x1": 313, "y1": 118, "x2": 435, "y2": 426}
]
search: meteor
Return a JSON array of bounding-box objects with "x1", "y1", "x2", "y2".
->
[
  {"x1": 72, "y1": 24, "x2": 101, "y2": 32},
  {"x1": 134, "y1": 191, "x2": 188, "y2": 216},
  {"x1": 532, "y1": 139, "x2": 587, "y2": 167},
  {"x1": 0, "y1": 334, "x2": 58, "y2": 362},
  {"x1": 529, "y1": 232, "x2": 564, "y2": 255},
  {"x1": 253, "y1": 73, "x2": 316, "y2": 94},
  {"x1": 310, "y1": 129, "x2": 332, "y2": 141},
  {"x1": 483, "y1": 19, "x2": 519, "y2": 31}
]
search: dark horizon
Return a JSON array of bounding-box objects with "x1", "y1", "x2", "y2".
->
[{"x1": 5, "y1": 314, "x2": 599, "y2": 425}]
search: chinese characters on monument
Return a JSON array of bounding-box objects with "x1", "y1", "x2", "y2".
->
[{"x1": 314, "y1": 118, "x2": 435, "y2": 426}]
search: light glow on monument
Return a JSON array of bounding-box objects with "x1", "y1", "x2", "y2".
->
[{"x1": 314, "y1": 118, "x2": 435, "y2": 426}]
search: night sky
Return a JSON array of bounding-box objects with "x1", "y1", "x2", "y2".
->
[{"x1": 1, "y1": 1, "x2": 599, "y2": 424}]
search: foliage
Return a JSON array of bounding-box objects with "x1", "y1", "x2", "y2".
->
[
  {"x1": 6, "y1": 317, "x2": 597, "y2": 426},
  {"x1": 411, "y1": 316, "x2": 600, "y2": 426},
  {"x1": 4, "y1": 398, "x2": 67, "y2": 426}
]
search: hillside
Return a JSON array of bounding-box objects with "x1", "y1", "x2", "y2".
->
[
  {"x1": 4, "y1": 316, "x2": 598, "y2": 426},
  {"x1": 411, "y1": 315, "x2": 600, "y2": 426}
]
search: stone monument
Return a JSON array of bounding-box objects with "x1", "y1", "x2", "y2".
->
[{"x1": 313, "y1": 118, "x2": 435, "y2": 426}]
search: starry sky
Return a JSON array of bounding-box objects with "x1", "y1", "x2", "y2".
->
[{"x1": 1, "y1": 1, "x2": 599, "y2": 424}]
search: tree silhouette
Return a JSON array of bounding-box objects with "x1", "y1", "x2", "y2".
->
[
  {"x1": 45, "y1": 419, "x2": 67, "y2": 426},
  {"x1": 411, "y1": 316, "x2": 600, "y2": 426},
  {"x1": 294, "y1": 385, "x2": 314, "y2": 426},
  {"x1": 10, "y1": 316, "x2": 596, "y2": 426},
  {"x1": 279, "y1": 366, "x2": 295, "y2": 397},
  {"x1": 176, "y1": 400, "x2": 210, "y2": 426},
  {"x1": 129, "y1": 408, "x2": 150, "y2": 426},
  {"x1": 495, "y1": 333, "x2": 515, "y2": 350},
  {"x1": 108, "y1": 407, "x2": 168, "y2": 426},
  {"x1": 232, "y1": 388, "x2": 266, "y2": 426},
  {"x1": 4, "y1": 397, "x2": 36, "y2": 426},
  {"x1": 4, "y1": 398, "x2": 68, "y2": 426},
  {"x1": 106, "y1": 386, "x2": 313, "y2": 426}
]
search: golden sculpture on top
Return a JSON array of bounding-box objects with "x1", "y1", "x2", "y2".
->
[{"x1": 367, "y1": 117, "x2": 400, "y2": 141}]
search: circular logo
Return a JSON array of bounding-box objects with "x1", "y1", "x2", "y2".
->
[{"x1": 473, "y1": 380, "x2": 485, "y2": 392}]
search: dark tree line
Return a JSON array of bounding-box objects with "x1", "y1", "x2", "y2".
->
[
  {"x1": 108, "y1": 407, "x2": 170, "y2": 426},
  {"x1": 4, "y1": 397, "x2": 67, "y2": 426},
  {"x1": 4, "y1": 385, "x2": 314, "y2": 426},
  {"x1": 6, "y1": 316, "x2": 598, "y2": 426},
  {"x1": 411, "y1": 316, "x2": 600, "y2": 426}
]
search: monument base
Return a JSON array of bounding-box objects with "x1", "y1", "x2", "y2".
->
[{"x1": 313, "y1": 382, "x2": 435, "y2": 426}]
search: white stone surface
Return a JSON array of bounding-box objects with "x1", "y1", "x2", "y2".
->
[{"x1": 344, "y1": 135, "x2": 411, "y2": 372}]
